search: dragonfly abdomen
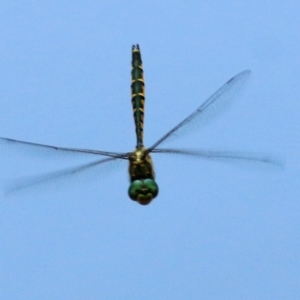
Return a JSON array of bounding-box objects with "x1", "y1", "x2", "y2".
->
[{"x1": 131, "y1": 44, "x2": 145, "y2": 149}]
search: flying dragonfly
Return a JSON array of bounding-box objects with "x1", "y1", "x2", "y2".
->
[{"x1": 0, "y1": 45, "x2": 281, "y2": 205}]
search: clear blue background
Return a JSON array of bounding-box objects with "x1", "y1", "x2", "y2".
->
[{"x1": 0, "y1": 1, "x2": 298, "y2": 299}]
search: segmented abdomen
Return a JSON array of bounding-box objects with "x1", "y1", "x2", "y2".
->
[{"x1": 131, "y1": 44, "x2": 145, "y2": 148}]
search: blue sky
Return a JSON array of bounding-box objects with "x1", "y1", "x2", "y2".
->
[{"x1": 0, "y1": 1, "x2": 299, "y2": 299}]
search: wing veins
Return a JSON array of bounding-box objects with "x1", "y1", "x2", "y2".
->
[
  {"x1": 152, "y1": 148, "x2": 283, "y2": 167},
  {"x1": 5, "y1": 156, "x2": 121, "y2": 195},
  {"x1": 0, "y1": 137, "x2": 128, "y2": 158},
  {"x1": 148, "y1": 70, "x2": 251, "y2": 151}
]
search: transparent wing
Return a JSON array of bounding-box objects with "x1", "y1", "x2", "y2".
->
[
  {"x1": 148, "y1": 70, "x2": 251, "y2": 151},
  {"x1": 4, "y1": 156, "x2": 127, "y2": 195},
  {"x1": 0, "y1": 136, "x2": 127, "y2": 159},
  {"x1": 151, "y1": 148, "x2": 284, "y2": 169}
]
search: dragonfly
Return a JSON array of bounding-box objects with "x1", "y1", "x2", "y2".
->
[{"x1": 0, "y1": 45, "x2": 281, "y2": 205}]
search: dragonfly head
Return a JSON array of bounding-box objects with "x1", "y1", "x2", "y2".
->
[{"x1": 128, "y1": 179, "x2": 159, "y2": 205}]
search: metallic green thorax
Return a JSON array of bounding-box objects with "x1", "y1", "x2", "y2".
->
[
  {"x1": 128, "y1": 148, "x2": 154, "y2": 181},
  {"x1": 131, "y1": 45, "x2": 145, "y2": 149}
]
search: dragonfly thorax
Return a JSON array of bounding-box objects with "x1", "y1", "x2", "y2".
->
[
  {"x1": 128, "y1": 148, "x2": 155, "y2": 181},
  {"x1": 128, "y1": 148, "x2": 159, "y2": 205}
]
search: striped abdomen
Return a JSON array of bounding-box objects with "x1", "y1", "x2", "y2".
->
[{"x1": 131, "y1": 44, "x2": 145, "y2": 148}]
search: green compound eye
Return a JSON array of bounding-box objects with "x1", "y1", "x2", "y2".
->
[{"x1": 128, "y1": 179, "x2": 159, "y2": 205}]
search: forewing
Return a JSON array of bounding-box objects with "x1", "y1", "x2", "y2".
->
[
  {"x1": 148, "y1": 70, "x2": 251, "y2": 150},
  {"x1": 0, "y1": 136, "x2": 127, "y2": 159}
]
